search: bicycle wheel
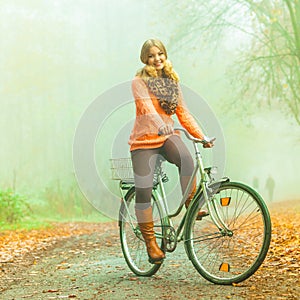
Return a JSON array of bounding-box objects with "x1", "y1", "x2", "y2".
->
[
  {"x1": 185, "y1": 181, "x2": 271, "y2": 285},
  {"x1": 119, "y1": 187, "x2": 164, "y2": 276}
]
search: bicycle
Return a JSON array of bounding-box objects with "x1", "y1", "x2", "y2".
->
[{"x1": 110, "y1": 128, "x2": 272, "y2": 285}]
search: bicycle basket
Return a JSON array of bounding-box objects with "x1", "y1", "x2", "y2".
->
[
  {"x1": 110, "y1": 158, "x2": 134, "y2": 181},
  {"x1": 110, "y1": 157, "x2": 167, "y2": 184}
]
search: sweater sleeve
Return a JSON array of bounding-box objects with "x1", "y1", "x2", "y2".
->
[{"x1": 175, "y1": 84, "x2": 205, "y2": 139}]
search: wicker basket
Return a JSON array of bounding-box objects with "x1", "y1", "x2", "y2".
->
[{"x1": 110, "y1": 158, "x2": 134, "y2": 181}]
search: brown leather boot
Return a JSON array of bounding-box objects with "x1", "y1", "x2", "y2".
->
[
  {"x1": 185, "y1": 184, "x2": 209, "y2": 220},
  {"x1": 135, "y1": 206, "x2": 165, "y2": 264}
]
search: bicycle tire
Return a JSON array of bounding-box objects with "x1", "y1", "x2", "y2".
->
[
  {"x1": 185, "y1": 181, "x2": 271, "y2": 285},
  {"x1": 119, "y1": 187, "x2": 164, "y2": 276}
]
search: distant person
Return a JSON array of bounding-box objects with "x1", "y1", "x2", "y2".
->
[
  {"x1": 128, "y1": 39, "x2": 215, "y2": 264},
  {"x1": 265, "y1": 175, "x2": 275, "y2": 202}
]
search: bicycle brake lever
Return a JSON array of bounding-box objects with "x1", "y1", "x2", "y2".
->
[{"x1": 203, "y1": 137, "x2": 216, "y2": 144}]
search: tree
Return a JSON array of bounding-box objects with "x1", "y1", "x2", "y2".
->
[{"x1": 167, "y1": 0, "x2": 300, "y2": 125}]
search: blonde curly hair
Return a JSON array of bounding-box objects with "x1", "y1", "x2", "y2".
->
[{"x1": 136, "y1": 39, "x2": 179, "y2": 82}]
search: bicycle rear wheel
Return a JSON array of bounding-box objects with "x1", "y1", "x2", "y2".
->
[
  {"x1": 119, "y1": 187, "x2": 164, "y2": 276},
  {"x1": 185, "y1": 181, "x2": 271, "y2": 285}
]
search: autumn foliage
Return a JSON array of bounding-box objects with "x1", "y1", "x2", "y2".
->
[{"x1": 0, "y1": 199, "x2": 299, "y2": 298}]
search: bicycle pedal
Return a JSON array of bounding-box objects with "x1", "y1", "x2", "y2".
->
[
  {"x1": 148, "y1": 257, "x2": 164, "y2": 265},
  {"x1": 196, "y1": 212, "x2": 209, "y2": 221}
]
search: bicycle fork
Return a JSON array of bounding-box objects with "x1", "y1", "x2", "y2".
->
[{"x1": 201, "y1": 181, "x2": 233, "y2": 236}]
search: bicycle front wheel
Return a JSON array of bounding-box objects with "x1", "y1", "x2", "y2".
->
[
  {"x1": 185, "y1": 181, "x2": 271, "y2": 285},
  {"x1": 119, "y1": 187, "x2": 164, "y2": 276}
]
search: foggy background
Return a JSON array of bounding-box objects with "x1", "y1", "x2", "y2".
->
[{"x1": 1, "y1": 0, "x2": 299, "y2": 220}]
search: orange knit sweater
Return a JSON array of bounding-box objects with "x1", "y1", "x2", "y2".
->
[{"x1": 128, "y1": 76, "x2": 205, "y2": 151}]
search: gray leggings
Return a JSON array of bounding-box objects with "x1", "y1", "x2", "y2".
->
[{"x1": 131, "y1": 135, "x2": 194, "y2": 209}]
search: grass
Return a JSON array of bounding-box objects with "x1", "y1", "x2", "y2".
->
[
  {"x1": 0, "y1": 212, "x2": 113, "y2": 232},
  {"x1": 0, "y1": 181, "x2": 114, "y2": 232},
  {"x1": 0, "y1": 218, "x2": 52, "y2": 231}
]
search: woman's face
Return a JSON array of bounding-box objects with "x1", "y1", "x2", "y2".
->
[{"x1": 147, "y1": 46, "x2": 166, "y2": 71}]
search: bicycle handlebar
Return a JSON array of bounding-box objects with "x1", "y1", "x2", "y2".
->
[
  {"x1": 174, "y1": 127, "x2": 215, "y2": 145},
  {"x1": 159, "y1": 127, "x2": 216, "y2": 145}
]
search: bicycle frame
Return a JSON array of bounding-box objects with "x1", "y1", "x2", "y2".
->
[{"x1": 119, "y1": 127, "x2": 231, "y2": 244}]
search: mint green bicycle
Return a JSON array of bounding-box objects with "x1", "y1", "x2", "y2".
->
[{"x1": 110, "y1": 128, "x2": 271, "y2": 285}]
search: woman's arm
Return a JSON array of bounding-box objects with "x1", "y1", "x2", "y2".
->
[{"x1": 175, "y1": 85, "x2": 205, "y2": 140}]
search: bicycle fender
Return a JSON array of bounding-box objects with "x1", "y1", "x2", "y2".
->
[
  {"x1": 208, "y1": 177, "x2": 230, "y2": 191},
  {"x1": 193, "y1": 177, "x2": 230, "y2": 201},
  {"x1": 118, "y1": 186, "x2": 135, "y2": 226}
]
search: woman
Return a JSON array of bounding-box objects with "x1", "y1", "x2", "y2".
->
[{"x1": 128, "y1": 39, "x2": 214, "y2": 264}]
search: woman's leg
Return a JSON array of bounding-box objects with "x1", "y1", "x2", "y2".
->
[
  {"x1": 131, "y1": 148, "x2": 165, "y2": 263},
  {"x1": 131, "y1": 148, "x2": 159, "y2": 211},
  {"x1": 161, "y1": 135, "x2": 194, "y2": 198},
  {"x1": 161, "y1": 135, "x2": 207, "y2": 219}
]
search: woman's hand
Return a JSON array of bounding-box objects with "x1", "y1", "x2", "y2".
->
[
  {"x1": 203, "y1": 137, "x2": 216, "y2": 148},
  {"x1": 158, "y1": 124, "x2": 174, "y2": 136},
  {"x1": 203, "y1": 142, "x2": 214, "y2": 148}
]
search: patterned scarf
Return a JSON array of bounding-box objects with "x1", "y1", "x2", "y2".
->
[{"x1": 147, "y1": 77, "x2": 179, "y2": 115}]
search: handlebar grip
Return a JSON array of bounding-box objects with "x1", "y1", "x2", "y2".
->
[{"x1": 205, "y1": 137, "x2": 216, "y2": 144}]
